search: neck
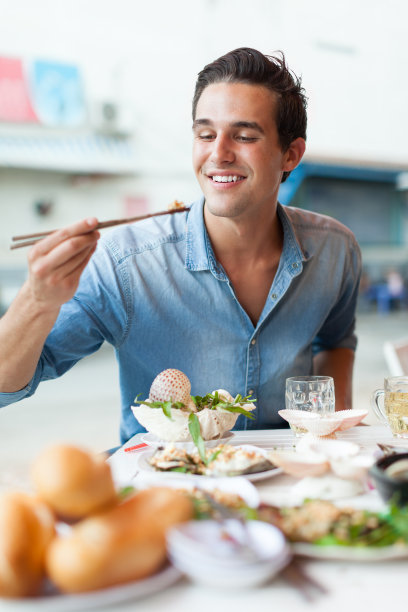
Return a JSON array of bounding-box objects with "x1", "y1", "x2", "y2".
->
[{"x1": 203, "y1": 201, "x2": 283, "y2": 263}]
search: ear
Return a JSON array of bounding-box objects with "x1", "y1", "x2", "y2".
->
[{"x1": 282, "y1": 137, "x2": 306, "y2": 173}]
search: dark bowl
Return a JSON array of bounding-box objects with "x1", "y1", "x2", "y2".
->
[{"x1": 369, "y1": 452, "x2": 408, "y2": 506}]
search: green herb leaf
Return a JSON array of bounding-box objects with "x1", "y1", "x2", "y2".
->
[
  {"x1": 191, "y1": 392, "x2": 256, "y2": 419},
  {"x1": 118, "y1": 485, "x2": 135, "y2": 500},
  {"x1": 188, "y1": 413, "x2": 207, "y2": 464},
  {"x1": 133, "y1": 395, "x2": 187, "y2": 421},
  {"x1": 169, "y1": 466, "x2": 189, "y2": 473},
  {"x1": 206, "y1": 449, "x2": 222, "y2": 464}
]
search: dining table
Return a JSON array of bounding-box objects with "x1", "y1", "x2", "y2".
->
[{"x1": 2, "y1": 424, "x2": 408, "y2": 612}]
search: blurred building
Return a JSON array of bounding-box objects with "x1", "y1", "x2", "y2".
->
[{"x1": 0, "y1": 0, "x2": 408, "y2": 313}]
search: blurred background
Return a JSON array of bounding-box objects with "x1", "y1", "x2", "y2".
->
[{"x1": 0, "y1": 0, "x2": 407, "y2": 484}]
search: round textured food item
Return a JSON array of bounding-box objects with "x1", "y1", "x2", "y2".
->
[
  {"x1": 149, "y1": 369, "x2": 191, "y2": 404},
  {"x1": 0, "y1": 491, "x2": 55, "y2": 597},
  {"x1": 31, "y1": 445, "x2": 117, "y2": 520},
  {"x1": 46, "y1": 487, "x2": 194, "y2": 593}
]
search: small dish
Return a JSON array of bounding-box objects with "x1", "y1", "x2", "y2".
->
[
  {"x1": 278, "y1": 409, "x2": 368, "y2": 438},
  {"x1": 330, "y1": 454, "x2": 375, "y2": 481},
  {"x1": 369, "y1": 452, "x2": 408, "y2": 506},
  {"x1": 270, "y1": 450, "x2": 329, "y2": 478},
  {"x1": 300, "y1": 437, "x2": 360, "y2": 459},
  {"x1": 167, "y1": 520, "x2": 291, "y2": 588}
]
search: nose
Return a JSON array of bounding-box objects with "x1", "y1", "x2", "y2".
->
[{"x1": 209, "y1": 133, "x2": 235, "y2": 165}]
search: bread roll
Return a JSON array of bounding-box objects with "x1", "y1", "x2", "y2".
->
[
  {"x1": 0, "y1": 491, "x2": 55, "y2": 597},
  {"x1": 31, "y1": 444, "x2": 117, "y2": 519},
  {"x1": 46, "y1": 487, "x2": 193, "y2": 593}
]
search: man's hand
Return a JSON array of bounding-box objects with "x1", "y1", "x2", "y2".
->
[{"x1": 26, "y1": 217, "x2": 100, "y2": 312}]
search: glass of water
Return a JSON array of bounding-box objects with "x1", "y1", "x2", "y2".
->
[{"x1": 285, "y1": 376, "x2": 335, "y2": 436}]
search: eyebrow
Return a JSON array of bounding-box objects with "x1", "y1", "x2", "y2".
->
[{"x1": 192, "y1": 118, "x2": 265, "y2": 134}]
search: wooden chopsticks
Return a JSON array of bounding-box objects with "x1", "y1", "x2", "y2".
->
[{"x1": 10, "y1": 206, "x2": 190, "y2": 250}]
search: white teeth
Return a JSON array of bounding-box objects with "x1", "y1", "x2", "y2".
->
[{"x1": 211, "y1": 175, "x2": 243, "y2": 183}]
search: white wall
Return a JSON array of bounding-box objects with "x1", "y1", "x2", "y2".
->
[
  {"x1": 1, "y1": 0, "x2": 407, "y2": 168},
  {"x1": 1, "y1": 0, "x2": 407, "y2": 285}
]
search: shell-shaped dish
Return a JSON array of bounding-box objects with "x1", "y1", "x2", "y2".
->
[
  {"x1": 278, "y1": 409, "x2": 344, "y2": 437},
  {"x1": 270, "y1": 450, "x2": 329, "y2": 478},
  {"x1": 335, "y1": 409, "x2": 368, "y2": 431},
  {"x1": 278, "y1": 408, "x2": 368, "y2": 437},
  {"x1": 131, "y1": 404, "x2": 240, "y2": 442}
]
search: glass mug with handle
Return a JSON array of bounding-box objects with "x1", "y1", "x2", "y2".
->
[
  {"x1": 372, "y1": 376, "x2": 408, "y2": 438},
  {"x1": 285, "y1": 375, "x2": 335, "y2": 436}
]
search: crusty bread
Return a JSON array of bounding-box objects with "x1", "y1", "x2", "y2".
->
[
  {"x1": 0, "y1": 491, "x2": 55, "y2": 597},
  {"x1": 30, "y1": 445, "x2": 117, "y2": 519},
  {"x1": 46, "y1": 487, "x2": 193, "y2": 593}
]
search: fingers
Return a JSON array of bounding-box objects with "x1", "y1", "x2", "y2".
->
[
  {"x1": 32, "y1": 218, "x2": 100, "y2": 257},
  {"x1": 26, "y1": 218, "x2": 101, "y2": 308},
  {"x1": 40, "y1": 243, "x2": 98, "y2": 287},
  {"x1": 28, "y1": 219, "x2": 100, "y2": 273}
]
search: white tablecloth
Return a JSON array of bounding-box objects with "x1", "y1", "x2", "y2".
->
[{"x1": 3, "y1": 425, "x2": 408, "y2": 612}]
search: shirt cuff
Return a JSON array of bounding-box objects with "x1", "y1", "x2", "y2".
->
[{"x1": 0, "y1": 380, "x2": 33, "y2": 407}]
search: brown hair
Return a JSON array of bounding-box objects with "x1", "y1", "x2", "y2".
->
[{"x1": 192, "y1": 47, "x2": 307, "y2": 182}]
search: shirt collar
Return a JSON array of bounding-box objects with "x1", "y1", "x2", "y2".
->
[
  {"x1": 185, "y1": 197, "x2": 310, "y2": 274},
  {"x1": 277, "y1": 202, "x2": 311, "y2": 263},
  {"x1": 185, "y1": 197, "x2": 226, "y2": 278}
]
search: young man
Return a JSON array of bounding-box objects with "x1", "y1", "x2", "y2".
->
[{"x1": 0, "y1": 48, "x2": 361, "y2": 443}]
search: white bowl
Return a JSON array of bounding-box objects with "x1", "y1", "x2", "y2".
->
[
  {"x1": 330, "y1": 454, "x2": 375, "y2": 480},
  {"x1": 270, "y1": 450, "x2": 329, "y2": 478},
  {"x1": 167, "y1": 520, "x2": 290, "y2": 588}
]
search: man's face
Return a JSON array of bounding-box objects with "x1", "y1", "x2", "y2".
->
[{"x1": 192, "y1": 82, "x2": 292, "y2": 220}]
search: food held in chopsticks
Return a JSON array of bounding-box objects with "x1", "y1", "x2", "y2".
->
[
  {"x1": 31, "y1": 444, "x2": 117, "y2": 520},
  {"x1": 0, "y1": 491, "x2": 55, "y2": 597},
  {"x1": 132, "y1": 368, "x2": 256, "y2": 442},
  {"x1": 149, "y1": 444, "x2": 276, "y2": 477}
]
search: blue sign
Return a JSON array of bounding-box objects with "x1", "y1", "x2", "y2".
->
[{"x1": 29, "y1": 60, "x2": 87, "y2": 127}]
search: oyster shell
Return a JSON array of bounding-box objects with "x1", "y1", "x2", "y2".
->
[{"x1": 204, "y1": 445, "x2": 275, "y2": 477}]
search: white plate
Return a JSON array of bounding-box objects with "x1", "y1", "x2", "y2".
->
[
  {"x1": 141, "y1": 430, "x2": 235, "y2": 450},
  {"x1": 292, "y1": 542, "x2": 408, "y2": 561},
  {"x1": 136, "y1": 445, "x2": 282, "y2": 483},
  {"x1": 134, "y1": 472, "x2": 260, "y2": 508},
  {"x1": 11, "y1": 565, "x2": 181, "y2": 611}
]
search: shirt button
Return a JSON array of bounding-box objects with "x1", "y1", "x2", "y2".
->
[
  {"x1": 251, "y1": 338, "x2": 256, "y2": 345},
  {"x1": 271, "y1": 293, "x2": 277, "y2": 300},
  {"x1": 292, "y1": 262, "x2": 299, "y2": 269}
]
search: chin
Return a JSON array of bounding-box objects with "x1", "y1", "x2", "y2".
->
[{"x1": 204, "y1": 197, "x2": 248, "y2": 219}]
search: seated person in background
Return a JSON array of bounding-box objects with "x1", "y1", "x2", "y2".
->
[{"x1": 0, "y1": 47, "x2": 361, "y2": 444}]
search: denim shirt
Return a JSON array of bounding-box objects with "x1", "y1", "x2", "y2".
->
[{"x1": 0, "y1": 198, "x2": 361, "y2": 443}]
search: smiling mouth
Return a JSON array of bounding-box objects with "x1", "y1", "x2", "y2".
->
[{"x1": 208, "y1": 175, "x2": 246, "y2": 183}]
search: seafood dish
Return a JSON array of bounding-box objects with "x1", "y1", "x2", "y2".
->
[
  {"x1": 147, "y1": 443, "x2": 276, "y2": 477},
  {"x1": 132, "y1": 369, "x2": 256, "y2": 442}
]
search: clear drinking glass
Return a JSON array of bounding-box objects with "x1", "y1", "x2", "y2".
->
[
  {"x1": 372, "y1": 376, "x2": 408, "y2": 438},
  {"x1": 285, "y1": 375, "x2": 335, "y2": 436}
]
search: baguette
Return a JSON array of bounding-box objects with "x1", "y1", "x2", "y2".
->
[
  {"x1": 46, "y1": 487, "x2": 193, "y2": 593},
  {"x1": 31, "y1": 444, "x2": 117, "y2": 520},
  {"x1": 0, "y1": 491, "x2": 55, "y2": 597}
]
